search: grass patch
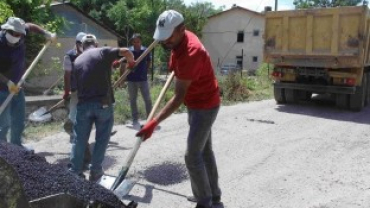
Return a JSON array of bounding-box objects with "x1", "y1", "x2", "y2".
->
[
  {"x1": 219, "y1": 63, "x2": 273, "y2": 105},
  {"x1": 24, "y1": 121, "x2": 65, "y2": 142},
  {"x1": 24, "y1": 63, "x2": 273, "y2": 140}
]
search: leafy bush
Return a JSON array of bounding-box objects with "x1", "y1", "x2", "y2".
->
[{"x1": 218, "y1": 63, "x2": 273, "y2": 105}]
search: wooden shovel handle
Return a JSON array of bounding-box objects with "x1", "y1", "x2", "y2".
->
[
  {"x1": 112, "y1": 41, "x2": 158, "y2": 89},
  {"x1": 0, "y1": 41, "x2": 51, "y2": 116}
]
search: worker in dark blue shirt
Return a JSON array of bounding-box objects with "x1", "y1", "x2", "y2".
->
[
  {"x1": 0, "y1": 17, "x2": 56, "y2": 148},
  {"x1": 69, "y1": 34, "x2": 134, "y2": 182}
]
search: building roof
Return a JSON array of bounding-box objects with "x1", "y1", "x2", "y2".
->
[
  {"x1": 50, "y1": 1, "x2": 124, "y2": 40},
  {"x1": 208, "y1": 5, "x2": 264, "y2": 19}
]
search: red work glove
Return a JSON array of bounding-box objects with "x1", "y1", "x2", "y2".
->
[
  {"x1": 63, "y1": 90, "x2": 70, "y2": 100},
  {"x1": 112, "y1": 60, "x2": 121, "y2": 68},
  {"x1": 127, "y1": 61, "x2": 136, "y2": 69},
  {"x1": 136, "y1": 119, "x2": 159, "y2": 141}
]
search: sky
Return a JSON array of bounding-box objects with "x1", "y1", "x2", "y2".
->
[{"x1": 183, "y1": 0, "x2": 295, "y2": 12}]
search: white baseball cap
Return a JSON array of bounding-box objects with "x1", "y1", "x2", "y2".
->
[
  {"x1": 76, "y1": 32, "x2": 86, "y2": 42},
  {"x1": 81, "y1": 34, "x2": 97, "y2": 44},
  {"x1": 1, "y1": 17, "x2": 26, "y2": 35},
  {"x1": 153, "y1": 10, "x2": 184, "y2": 41}
]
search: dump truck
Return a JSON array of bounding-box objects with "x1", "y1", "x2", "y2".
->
[{"x1": 264, "y1": 5, "x2": 370, "y2": 111}]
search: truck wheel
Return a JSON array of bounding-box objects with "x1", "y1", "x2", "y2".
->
[
  {"x1": 349, "y1": 74, "x2": 367, "y2": 111},
  {"x1": 274, "y1": 87, "x2": 286, "y2": 104},
  {"x1": 366, "y1": 72, "x2": 370, "y2": 106},
  {"x1": 336, "y1": 94, "x2": 349, "y2": 109},
  {"x1": 285, "y1": 89, "x2": 299, "y2": 103}
]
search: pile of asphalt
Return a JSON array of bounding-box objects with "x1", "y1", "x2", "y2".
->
[{"x1": 0, "y1": 142, "x2": 127, "y2": 208}]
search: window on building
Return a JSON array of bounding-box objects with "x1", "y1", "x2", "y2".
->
[
  {"x1": 253, "y1": 30, "x2": 260, "y2": 36},
  {"x1": 252, "y1": 56, "x2": 258, "y2": 62},
  {"x1": 237, "y1": 31, "x2": 244, "y2": 43}
]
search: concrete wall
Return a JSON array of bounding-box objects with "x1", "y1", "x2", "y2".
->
[
  {"x1": 27, "y1": 4, "x2": 119, "y2": 89},
  {"x1": 202, "y1": 8, "x2": 265, "y2": 74}
]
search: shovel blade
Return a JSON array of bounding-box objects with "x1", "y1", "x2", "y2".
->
[
  {"x1": 113, "y1": 178, "x2": 137, "y2": 198},
  {"x1": 98, "y1": 175, "x2": 116, "y2": 189},
  {"x1": 28, "y1": 107, "x2": 52, "y2": 123},
  {"x1": 98, "y1": 175, "x2": 136, "y2": 198}
]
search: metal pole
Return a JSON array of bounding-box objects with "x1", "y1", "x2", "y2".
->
[
  {"x1": 151, "y1": 0, "x2": 154, "y2": 83},
  {"x1": 241, "y1": 49, "x2": 243, "y2": 77},
  {"x1": 275, "y1": 0, "x2": 278, "y2": 11}
]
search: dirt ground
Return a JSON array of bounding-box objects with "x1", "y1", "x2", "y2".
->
[{"x1": 26, "y1": 96, "x2": 370, "y2": 208}]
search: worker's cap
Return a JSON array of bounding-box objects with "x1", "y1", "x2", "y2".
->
[
  {"x1": 81, "y1": 34, "x2": 97, "y2": 44},
  {"x1": 153, "y1": 10, "x2": 184, "y2": 41},
  {"x1": 1, "y1": 17, "x2": 26, "y2": 35},
  {"x1": 130, "y1": 33, "x2": 141, "y2": 41},
  {"x1": 75, "y1": 32, "x2": 86, "y2": 42}
]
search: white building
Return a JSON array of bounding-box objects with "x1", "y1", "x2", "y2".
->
[{"x1": 202, "y1": 5, "x2": 265, "y2": 74}]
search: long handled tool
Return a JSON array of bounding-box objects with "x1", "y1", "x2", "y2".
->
[
  {"x1": 43, "y1": 76, "x2": 63, "y2": 95},
  {"x1": 110, "y1": 71, "x2": 175, "y2": 192},
  {"x1": 0, "y1": 41, "x2": 51, "y2": 116},
  {"x1": 113, "y1": 40, "x2": 158, "y2": 89},
  {"x1": 42, "y1": 99, "x2": 65, "y2": 115}
]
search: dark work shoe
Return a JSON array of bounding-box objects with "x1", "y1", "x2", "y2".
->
[
  {"x1": 195, "y1": 204, "x2": 211, "y2": 208},
  {"x1": 212, "y1": 196, "x2": 222, "y2": 204},
  {"x1": 89, "y1": 171, "x2": 104, "y2": 182},
  {"x1": 187, "y1": 195, "x2": 222, "y2": 204},
  {"x1": 187, "y1": 195, "x2": 197, "y2": 203}
]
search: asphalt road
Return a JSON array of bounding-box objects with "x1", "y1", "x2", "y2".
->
[{"x1": 27, "y1": 96, "x2": 370, "y2": 208}]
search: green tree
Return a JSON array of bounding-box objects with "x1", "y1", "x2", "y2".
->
[
  {"x1": 0, "y1": 2, "x2": 13, "y2": 23},
  {"x1": 71, "y1": 0, "x2": 221, "y2": 71},
  {"x1": 1, "y1": 0, "x2": 64, "y2": 74},
  {"x1": 293, "y1": 0, "x2": 365, "y2": 8}
]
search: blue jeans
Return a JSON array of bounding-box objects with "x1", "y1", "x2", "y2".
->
[
  {"x1": 127, "y1": 81, "x2": 152, "y2": 122},
  {"x1": 0, "y1": 90, "x2": 25, "y2": 146},
  {"x1": 68, "y1": 91, "x2": 78, "y2": 142},
  {"x1": 186, "y1": 106, "x2": 221, "y2": 208},
  {"x1": 69, "y1": 101, "x2": 113, "y2": 175}
]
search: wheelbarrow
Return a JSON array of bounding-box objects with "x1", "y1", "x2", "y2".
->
[{"x1": 0, "y1": 157, "x2": 138, "y2": 208}]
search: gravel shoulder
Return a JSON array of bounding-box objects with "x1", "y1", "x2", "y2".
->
[{"x1": 27, "y1": 97, "x2": 370, "y2": 208}]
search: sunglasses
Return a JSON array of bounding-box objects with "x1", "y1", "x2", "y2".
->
[{"x1": 7, "y1": 30, "x2": 22, "y2": 38}]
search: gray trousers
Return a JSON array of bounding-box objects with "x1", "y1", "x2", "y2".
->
[
  {"x1": 186, "y1": 106, "x2": 221, "y2": 207},
  {"x1": 127, "y1": 81, "x2": 152, "y2": 122}
]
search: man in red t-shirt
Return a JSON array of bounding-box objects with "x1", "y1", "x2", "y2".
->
[{"x1": 136, "y1": 10, "x2": 222, "y2": 208}]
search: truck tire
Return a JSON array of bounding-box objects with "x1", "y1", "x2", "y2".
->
[
  {"x1": 366, "y1": 72, "x2": 370, "y2": 106},
  {"x1": 285, "y1": 89, "x2": 299, "y2": 103},
  {"x1": 274, "y1": 87, "x2": 286, "y2": 104},
  {"x1": 336, "y1": 94, "x2": 349, "y2": 109},
  {"x1": 349, "y1": 74, "x2": 367, "y2": 111}
]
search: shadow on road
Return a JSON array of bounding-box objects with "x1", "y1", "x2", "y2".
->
[
  {"x1": 275, "y1": 94, "x2": 370, "y2": 125},
  {"x1": 122, "y1": 161, "x2": 189, "y2": 204},
  {"x1": 122, "y1": 182, "x2": 187, "y2": 204},
  {"x1": 141, "y1": 161, "x2": 188, "y2": 186}
]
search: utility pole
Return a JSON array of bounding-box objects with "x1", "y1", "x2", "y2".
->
[
  {"x1": 151, "y1": 0, "x2": 154, "y2": 82},
  {"x1": 275, "y1": 0, "x2": 278, "y2": 11}
]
